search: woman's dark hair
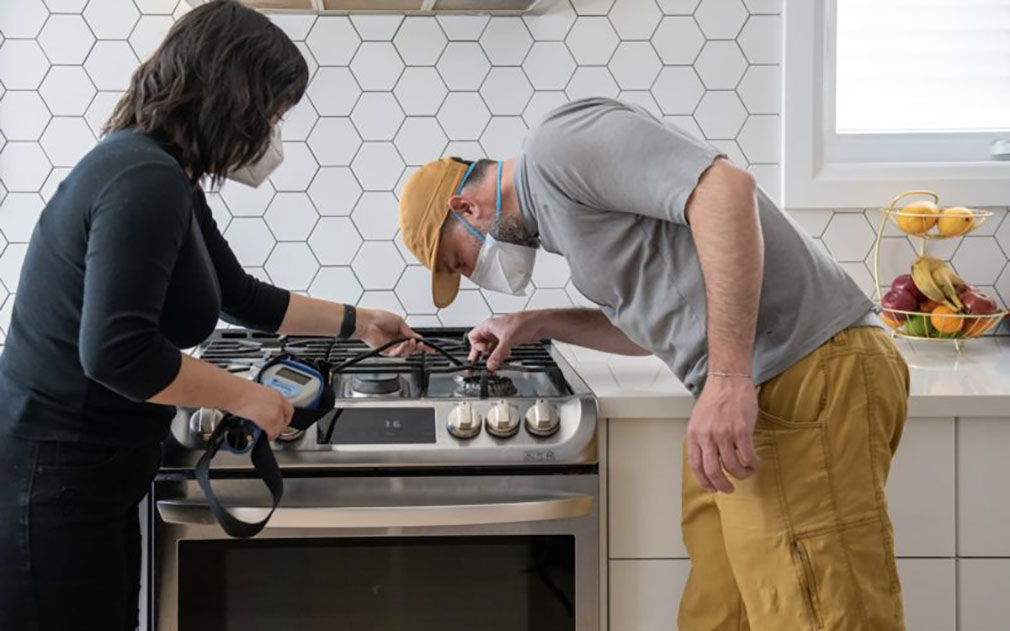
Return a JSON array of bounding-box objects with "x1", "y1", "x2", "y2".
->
[{"x1": 104, "y1": 0, "x2": 308, "y2": 184}]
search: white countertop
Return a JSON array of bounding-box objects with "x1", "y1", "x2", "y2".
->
[{"x1": 556, "y1": 336, "x2": 1010, "y2": 419}]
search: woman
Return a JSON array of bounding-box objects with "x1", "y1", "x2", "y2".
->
[{"x1": 0, "y1": 2, "x2": 419, "y2": 629}]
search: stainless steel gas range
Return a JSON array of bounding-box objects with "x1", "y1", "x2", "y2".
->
[{"x1": 149, "y1": 328, "x2": 600, "y2": 631}]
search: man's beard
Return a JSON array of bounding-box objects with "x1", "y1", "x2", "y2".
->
[{"x1": 493, "y1": 214, "x2": 540, "y2": 248}]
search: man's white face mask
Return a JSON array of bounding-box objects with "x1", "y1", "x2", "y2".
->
[
  {"x1": 227, "y1": 126, "x2": 283, "y2": 188},
  {"x1": 451, "y1": 161, "x2": 537, "y2": 296}
]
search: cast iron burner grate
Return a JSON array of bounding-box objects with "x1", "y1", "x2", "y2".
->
[
  {"x1": 454, "y1": 374, "x2": 517, "y2": 397},
  {"x1": 350, "y1": 373, "x2": 402, "y2": 396}
]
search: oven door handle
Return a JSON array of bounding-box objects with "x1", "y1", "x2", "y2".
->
[{"x1": 156, "y1": 493, "x2": 593, "y2": 529}]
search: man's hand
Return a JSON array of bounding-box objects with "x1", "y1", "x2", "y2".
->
[
  {"x1": 467, "y1": 312, "x2": 540, "y2": 371},
  {"x1": 686, "y1": 377, "x2": 761, "y2": 493},
  {"x1": 356, "y1": 308, "x2": 426, "y2": 356}
]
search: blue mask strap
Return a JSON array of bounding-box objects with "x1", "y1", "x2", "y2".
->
[
  {"x1": 495, "y1": 161, "x2": 503, "y2": 224},
  {"x1": 448, "y1": 160, "x2": 501, "y2": 243},
  {"x1": 450, "y1": 213, "x2": 484, "y2": 242},
  {"x1": 456, "y1": 162, "x2": 478, "y2": 195}
]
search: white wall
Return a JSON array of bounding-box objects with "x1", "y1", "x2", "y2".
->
[{"x1": 0, "y1": 0, "x2": 1007, "y2": 335}]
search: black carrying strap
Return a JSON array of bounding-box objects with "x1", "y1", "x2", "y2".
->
[
  {"x1": 194, "y1": 356, "x2": 336, "y2": 539},
  {"x1": 194, "y1": 423, "x2": 281, "y2": 539}
]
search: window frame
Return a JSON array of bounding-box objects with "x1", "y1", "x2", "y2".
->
[{"x1": 783, "y1": 0, "x2": 1010, "y2": 208}]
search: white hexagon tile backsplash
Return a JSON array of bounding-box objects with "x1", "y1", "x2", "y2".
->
[{"x1": 0, "y1": 0, "x2": 1008, "y2": 339}]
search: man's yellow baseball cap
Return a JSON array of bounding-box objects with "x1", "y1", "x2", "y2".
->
[{"x1": 398, "y1": 158, "x2": 470, "y2": 309}]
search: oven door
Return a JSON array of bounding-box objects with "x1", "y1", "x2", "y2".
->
[{"x1": 152, "y1": 473, "x2": 599, "y2": 631}]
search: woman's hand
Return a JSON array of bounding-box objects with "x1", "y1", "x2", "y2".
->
[
  {"x1": 356, "y1": 308, "x2": 427, "y2": 356},
  {"x1": 224, "y1": 382, "x2": 294, "y2": 441}
]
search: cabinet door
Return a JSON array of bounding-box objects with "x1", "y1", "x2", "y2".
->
[
  {"x1": 896, "y1": 559, "x2": 956, "y2": 631},
  {"x1": 957, "y1": 418, "x2": 1010, "y2": 556},
  {"x1": 608, "y1": 419, "x2": 688, "y2": 559},
  {"x1": 958, "y1": 559, "x2": 1010, "y2": 631},
  {"x1": 885, "y1": 417, "x2": 956, "y2": 557},
  {"x1": 609, "y1": 559, "x2": 689, "y2": 631}
]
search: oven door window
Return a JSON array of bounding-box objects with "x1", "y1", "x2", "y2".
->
[{"x1": 178, "y1": 535, "x2": 576, "y2": 631}]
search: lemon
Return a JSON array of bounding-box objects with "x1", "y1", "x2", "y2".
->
[
  {"x1": 937, "y1": 207, "x2": 975, "y2": 237},
  {"x1": 896, "y1": 200, "x2": 939, "y2": 235}
]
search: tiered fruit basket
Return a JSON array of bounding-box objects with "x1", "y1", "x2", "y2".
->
[{"x1": 872, "y1": 191, "x2": 1006, "y2": 351}]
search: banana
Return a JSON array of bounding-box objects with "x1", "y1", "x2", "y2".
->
[
  {"x1": 931, "y1": 265, "x2": 965, "y2": 311},
  {"x1": 911, "y1": 256, "x2": 962, "y2": 312},
  {"x1": 911, "y1": 256, "x2": 949, "y2": 305}
]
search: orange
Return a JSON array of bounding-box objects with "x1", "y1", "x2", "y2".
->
[
  {"x1": 880, "y1": 312, "x2": 903, "y2": 329},
  {"x1": 963, "y1": 316, "x2": 995, "y2": 338},
  {"x1": 930, "y1": 305, "x2": 963, "y2": 335},
  {"x1": 896, "y1": 201, "x2": 939, "y2": 235},
  {"x1": 919, "y1": 299, "x2": 942, "y2": 313}
]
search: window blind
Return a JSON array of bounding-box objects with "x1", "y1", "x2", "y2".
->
[{"x1": 836, "y1": 0, "x2": 1010, "y2": 133}]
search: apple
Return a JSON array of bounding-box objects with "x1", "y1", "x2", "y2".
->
[
  {"x1": 957, "y1": 283, "x2": 979, "y2": 299},
  {"x1": 961, "y1": 289, "x2": 998, "y2": 315},
  {"x1": 904, "y1": 314, "x2": 935, "y2": 337},
  {"x1": 891, "y1": 274, "x2": 924, "y2": 302},
  {"x1": 881, "y1": 288, "x2": 917, "y2": 321}
]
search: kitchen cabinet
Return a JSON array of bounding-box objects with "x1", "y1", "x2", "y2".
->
[
  {"x1": 603, "y1": 414, "x2": 1009, "y2": 630},
  {"x1": 886, "y1": 417, "x2": 956, "y2": 557},
  {"x1": 609, "y1": 559, "x2": 689, "y2": 631},
  {"x1": 607, "y1": 418, "x2": 688, "y2": 560},
  {"x1": 958, "y1": 559, "x2": 1010, "y2": 631},
  {"x1": 957, "y1": 418, "x2": 1010, "y2": 557},
  {"x1": 896, "y1": 558, "x2": 957, "y2": 631}
]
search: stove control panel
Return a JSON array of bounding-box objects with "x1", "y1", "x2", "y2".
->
[
  {"x1": 525, "y1": 399, "x2": 562, "y2": 437},
  {"x1": 447, "y1": 401, "x2": 483, "y2": 439},
  {"x1": 485, "y1": 401, "x2": 520, "y2": 438},
  {"x1": 444, "y1": 399, "x2": 563, "y2": 441}
]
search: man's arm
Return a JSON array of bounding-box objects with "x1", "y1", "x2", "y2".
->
[
  {"x1": 684, "y1": 158, "x2": 763, "y2": 494},
  {"x1": 468, "y1": 308, "x2": 650, "y2": 370}
]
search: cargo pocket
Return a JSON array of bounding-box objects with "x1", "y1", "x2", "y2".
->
[
  {"x1": 788, "y1": 518, "x2": 903, "y2": 631},
  {"x1": 792, "y1": 538, "x2": 824, "y2": 631}
]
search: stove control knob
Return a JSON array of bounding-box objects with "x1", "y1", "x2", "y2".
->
[
  {"x1": 189, "y1": 408, "x2": 222, "y2": 442},
  {"x1": 525, "y1": 399, "x2": 561, "y2": 437},
  {"x1": 486, "y1": 400, "x2": 520, "y2": 438},
  {"x1": 447, "y1": 402, "x2": 483, "y2": 439}
]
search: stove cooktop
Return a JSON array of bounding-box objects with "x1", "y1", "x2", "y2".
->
[
  {"x1": 197, "y1": 328, "x2": 572, "y2": 400},
  {"x1": 162, "y1": 328, "x2": 598, "y2": 471}
]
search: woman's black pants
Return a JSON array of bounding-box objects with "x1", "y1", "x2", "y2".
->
[{"x1": 0, "y1": 433, "x2": 161, "y2": 631}]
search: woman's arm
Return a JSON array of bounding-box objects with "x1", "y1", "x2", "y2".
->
[
  {"x1": 279, "y1": 293, "x2": 423, "y2": 355},
  {"x1": 78, "y1": 166, "x2": 293, "y2": 438},
  {"x1": 195, "y1": 190, "x2": 422, "y2": 354},
  {"x1": 468, "y1": 308, "x2": 650, "y2": 371},
  {"x1": 149, "y1": 354, "x2": 292, "y2": 439}
]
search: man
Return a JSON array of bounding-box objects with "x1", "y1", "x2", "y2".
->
[{"x1": 398, "y1": 97, "x2": 909, "y2": 631}]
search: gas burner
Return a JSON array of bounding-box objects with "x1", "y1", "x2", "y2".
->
[
  {"x1": 454, "y1": 374, "x2": 518, "y2": 398},
  {"x1": 351, "y1": 373, "x2": 402, "y2": 397}
]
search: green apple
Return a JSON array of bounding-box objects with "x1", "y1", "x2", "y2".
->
[{"x1": 904, "y1": 314, "x2": 935, "y2": 337}]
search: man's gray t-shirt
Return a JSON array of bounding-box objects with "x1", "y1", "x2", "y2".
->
[{"x1": 514, "y1": 97, "x2": 877, "y2": 395}]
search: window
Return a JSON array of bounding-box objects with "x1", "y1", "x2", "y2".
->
[{"x1": 784, "y1": 0, "x2": 1010, "y2": 208}]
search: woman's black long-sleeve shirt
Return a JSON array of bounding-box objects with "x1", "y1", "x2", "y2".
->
[{"x1": 0, "y1": 129, "x2": 290, "y2": 445}]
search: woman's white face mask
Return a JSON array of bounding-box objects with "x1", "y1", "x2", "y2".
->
[
  {"x1": 451, "y1": 161, "x2": 536, "y2": 296},
  {"x1": 227, "y1": 126, "x2": 283, "y2": 188}
]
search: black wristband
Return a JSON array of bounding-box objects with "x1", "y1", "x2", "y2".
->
[{"x1": 338, "y1": 304, "x2": 356, "y2": 340}]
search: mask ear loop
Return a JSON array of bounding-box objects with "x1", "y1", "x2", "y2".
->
[
  {"x1": 449, "y1": 161, "x2": 485, "y2": 243},
  {"x1": 451, "y1": 213, "x2": 485, "y2": 242},
  {"x1": 495, "y1": 160, "x2": 503, "y2": 225}
]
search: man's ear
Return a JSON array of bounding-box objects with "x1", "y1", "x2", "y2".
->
[{"x1": 447, "y1": 195, "x2": 468, "y2": 213}]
